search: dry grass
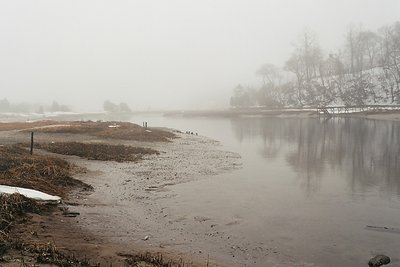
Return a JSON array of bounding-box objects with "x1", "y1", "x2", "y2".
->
[
  {"x1": 21, "y1": 120, "x2": 176, "y2": 142},
  {"x1": 0, "y1": 145, "x2": 91, "y2": 197},
  {"x1": 0, "y1": 120, "x2": 176, "y2": 142},
  {"x1": 121, "y1": 252, "x2": 185, "y2": 267},
  {"x1": 34, "y1": 142, "x2": 159, "y2": 162},
  {"x1": 0, "y1": 194, "x2": 45, "y2": 241},
  {"x1": 26, "y1": 241, "x2": 98, "y2": 267},
  {"x1": 0, "y1": 194, "x2": 50, "y2": 263},
  {"x1": 0, "y1": 145, "x2": 98, "y2": 266}
]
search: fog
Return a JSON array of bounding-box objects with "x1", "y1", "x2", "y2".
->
[{"x1": 0, "y1": 0, "x2": 399, "y2": 111}]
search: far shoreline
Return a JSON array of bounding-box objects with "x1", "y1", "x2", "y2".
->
[
  {"x1": 163, "y1": 108, "x2": 400, "y2": 121},
  {"x1": 2, "y1": 108, "x2": 400, "y2": 123}
]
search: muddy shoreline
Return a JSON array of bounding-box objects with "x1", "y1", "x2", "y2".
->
[
  {"x1": 63, "y1": 132, "x2": 242, "y2": 266},
  {"x1": 2, "y1": 109, "x2": 400, "y2": 123},
  {"x1": 0, "y1": 123, "x2": 241, "y2": 266},
  {"x1": 163, "y1": 109, "x2": 400, "y2": 120}
]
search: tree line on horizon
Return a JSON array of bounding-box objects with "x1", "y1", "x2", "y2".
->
[
  {"x1": 103, "y1": 100, "x2": 132, "y2": 113},
  {"x1": 0, "y1": 98, "x2": 133, "y2": 114},
  {"x1": 0, "y1": 98, "x2": 70, "y2": 113},
  {"x1": 230, "y1": 21, "x2": 400, "y2": 108}
]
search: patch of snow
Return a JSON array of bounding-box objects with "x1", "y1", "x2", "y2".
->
[
  {"x1": 0, "y1": 185, "x2": 61, "y2": 202},
  {"x1": 108, "y1": 124, "x2": 120, "y2": 128}
]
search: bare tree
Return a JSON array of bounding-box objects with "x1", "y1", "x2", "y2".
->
[
  {"x1": 359, "y1": 31, "x2": 380, "y2": 69},
  {"x1": 285, "y1": 53, "x2": 305, "y2": 106},
  {"x1": 346, "y1": 26, "x2": 355, "y2": 75},
  {"x1": 255, "y1": 63, "x2": 286, "y2": 108},
  {"x1": 255, "y1": 63, "x2": 281, "y2": 85},
  {"x1": 231, "y1": 21, "x2": 400, "y2": 107},
  {"x1": 297, "y1": 29, "x2": 322, "y2": 82},
  {"x1": 379, "y1": 22, "x2": 400, "y2": 102},
  {"x1": 285, "y1": 29, "x2": 324, "y2": 106},
  {"x1": 230, "y1": 84, "x2": 257, "y2": 107}
]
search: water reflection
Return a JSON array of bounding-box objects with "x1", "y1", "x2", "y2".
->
[{"x1": 231, "y1": 117, "x2": 400, "y2": 197}]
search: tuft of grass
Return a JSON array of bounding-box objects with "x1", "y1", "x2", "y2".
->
[
  {"x1": 32, "y1": 241, "x2": 99, "y2": 267},
  {"x1": 119, "y1": 252, "x2": 185, "y2": 267}
]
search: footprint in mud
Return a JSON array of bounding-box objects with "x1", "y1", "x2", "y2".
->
[
  {"x1": 226, "y1": 220, "x2": 240, "y2": 226},
  {"x1": 145, "y1": 185, "x2": 159, "y2": 191},
  {"x1": 226, "y1": 214, "x2": 243, "y2": 226},
  {"x1": 170, "y1": 216, "x2": 187, "y2": 223},
  {"x1": 194, "y1": 216, "x2": 211, "y2": 223},
  {"x1": 145, "y1": 184, "x2": 173, "y2": 192},
  {"x1": 121, "y1": 179, "x2": 131, "y2": 185}
]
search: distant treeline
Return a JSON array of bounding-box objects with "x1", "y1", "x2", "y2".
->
[
  {"x1": 231, "y1": 21, "x2": 400, "y2": 108},
  {"x1": 0, "y1": 99, "x2": 70, "y2": 113},
  {"x1": 0, "y1": 98, "x2": 133, "y2": 114},
  {"x1": 103, "y1": 100, "x2": 132, "y2": 113}
]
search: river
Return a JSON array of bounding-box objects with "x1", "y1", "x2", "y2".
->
[{"x1": 116, "y1": 114, "x2": 399, "y2": 267}]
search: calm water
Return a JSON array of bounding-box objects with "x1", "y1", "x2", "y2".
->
[{"x1": 130, "y1": 114, "x2": 400, "y2": 266}]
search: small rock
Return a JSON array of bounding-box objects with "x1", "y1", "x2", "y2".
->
[
  {"x1": 63, "y1": 211, "x2": 80, "y2": 217},
  {"x1": 369, "y1": 255, "x2": 391, "y2": 267},
  {"x1": 30, "y1": 231, "x2": 38, "y2": 237},
  {"x1": 143, "y1": 235, "x2": 149, "y2": 241}
]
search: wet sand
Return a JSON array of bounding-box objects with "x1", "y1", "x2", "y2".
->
[
  {"x1": 65, "y1": 133, "x2": 244, "y2": 266},
  {"x1": 59, "y1": 131, "x2": 322, "y2": 266}
]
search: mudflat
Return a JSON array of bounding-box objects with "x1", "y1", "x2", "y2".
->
[{"x1": 0, "y1": 120, "x2": 240, "y2": 266}]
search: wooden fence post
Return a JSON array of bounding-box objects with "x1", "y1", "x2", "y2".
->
[{"x1": 30, "y1": 132, "x2": 34, "y2": 155}]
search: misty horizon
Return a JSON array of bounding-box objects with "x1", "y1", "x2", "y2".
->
[{"x1": 1, "y1": 0, "x2": 399, "y2": 111}]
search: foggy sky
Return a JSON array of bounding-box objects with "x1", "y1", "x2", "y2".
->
[{"x1": 1, "y1": 0, "x2": 399, "y2": 111}]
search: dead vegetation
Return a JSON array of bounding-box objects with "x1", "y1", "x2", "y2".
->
[
  {"x1": 33, "y1": 142, "x2": 159, "y2": 162},
  {"x1": 0, "y1": 145, "x2": 95, "y2": 265},
  {"x1": 0, "y1": 193, "x2": 45, "y2": 242},
  {"x1": 9, "y1": 241, "x2": 99, "y2": 267},
  {"x1": 121, "y1": 252, "x2": 185, "y2": 267},
  {"x1": 16, "y1": 120, "x2": 176, "y2": 142},
  {"x1": 0, "y1": 145, "x2": 91, "y2": 197}
]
